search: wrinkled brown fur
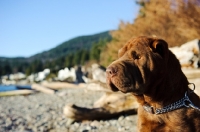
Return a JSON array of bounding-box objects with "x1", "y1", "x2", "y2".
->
[{"x1": 106, "y1": 36, "x2": 200, "y2": 132}]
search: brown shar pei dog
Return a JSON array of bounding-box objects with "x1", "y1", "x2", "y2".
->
[{"x1": 106, "y1": 36, "x2": 200, "y2": 132}]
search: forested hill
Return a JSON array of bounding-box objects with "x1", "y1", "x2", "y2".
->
[
  {"x1": 0, "y1": 31, "x2": 111, "y2": 62},
  {"x1": 29, "y1": 31, "x2": 111, "y2": 61},
  {"x1": 0, "y1": 31, "x2": 111, "y2": 75}
]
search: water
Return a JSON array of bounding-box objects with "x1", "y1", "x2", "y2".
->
[{"x1": 0, "y1": 85, "x2": 31, "y2": 92}]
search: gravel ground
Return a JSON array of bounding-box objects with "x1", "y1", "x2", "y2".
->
[{"x1": 0, "y1": 87, "x2": 137, "y2": 132}]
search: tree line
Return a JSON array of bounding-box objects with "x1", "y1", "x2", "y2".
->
[{"x1": 0, "y1": 39, "x2": 110, "y2": 77}]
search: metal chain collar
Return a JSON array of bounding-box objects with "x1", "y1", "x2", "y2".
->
[
  {"x1": 143, "y1": 91, "x2": 200, "y2": 114},
  {"x1": 155, "y1": 91, "x2": 200, "y2": 114}
]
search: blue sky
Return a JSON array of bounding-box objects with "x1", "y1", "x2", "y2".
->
[{"x1": 0, "y1": 0, "x2": 139, "y2": 57}]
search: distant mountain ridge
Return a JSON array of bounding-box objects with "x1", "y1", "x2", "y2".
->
[
  {"x1": 0, "y1": 31, "x2": 111, "y2": 62},
  {"x1": 0, "y1": 31, "x2": 112, "y2": 75},
  {"x1": 0, "y1": 57, "x2": 27, "y2": 63},
  {"x1": 28, "y1": 31, "x2": 111, "y2": 61}
]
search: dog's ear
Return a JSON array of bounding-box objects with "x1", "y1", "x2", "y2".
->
[{"x1": 150, "y1": 39, "x2": 168, "y2": 58}]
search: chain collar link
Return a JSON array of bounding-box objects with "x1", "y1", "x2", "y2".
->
[{"x1": 143, "y1": 91, "x2": 200, "y2": 114}]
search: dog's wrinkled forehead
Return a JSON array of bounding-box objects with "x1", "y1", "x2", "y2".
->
[{"x1": 118, "y1": 37, "x2": 153, "y2": 58}]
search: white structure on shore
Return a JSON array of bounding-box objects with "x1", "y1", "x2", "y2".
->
[
  {"x1": 27, "y1": 68, "x2": 51, "y2": 82},
  {"x1": 1, "y1": 72, "x2": 26, "y2": 85},
  {"x1": 57, "y1": 64, "x2": 106, "y2": 83},
  {"x1": 91, "y1": 63, "x2": 106, "y2": 83},
  {"x1": 57, "y1": 67, "x2": 76, "y2": 81},
  {"x1": 35, "y1": 69, "x2": 50, "y2": 82},
  {"x1": 170, "y1": 39, "x2": 200, "y2": 68},
  {"x1": 9, "y1": 72, "x2": 26, "y2": 80}
]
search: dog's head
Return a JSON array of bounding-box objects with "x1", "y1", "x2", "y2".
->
[{"x1": 106, "y1": 36, "x2": 169, "y2": 95}]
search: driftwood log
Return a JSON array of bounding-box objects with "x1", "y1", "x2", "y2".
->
[
  {"x1": 41, "y1": 82, "x2": 86, "y2": 90},
  {"x1": 31, "y1": 84, "x2": 55, "y2": 94},
  {"x1": 0, "y1": 90, "x2": 36, "y2": 96}
]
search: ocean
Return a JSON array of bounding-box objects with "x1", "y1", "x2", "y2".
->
[{"x1": 0, "y1": 85, "x2": 31, "y2": 92}]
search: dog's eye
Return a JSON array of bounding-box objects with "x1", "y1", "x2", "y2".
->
[
  {"x1": 131, "y1": 51, "x2": 141, "y2": 60},
  {"x1": 134, "y1": 55, "x2": 141, "y2": 60},
  {"x1": 136, "y1": 55, "x2": 141, "y2": 59}
]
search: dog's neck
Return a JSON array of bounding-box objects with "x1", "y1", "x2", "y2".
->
[{"x1": 134, "y1": 52, "x2": 189, "y2": 111}]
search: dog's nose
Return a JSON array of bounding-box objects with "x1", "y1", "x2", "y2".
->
[{"x1": 106, "y1": 66, "x2": 118, "y2": 77}]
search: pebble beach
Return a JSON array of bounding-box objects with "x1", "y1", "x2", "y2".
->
[{"x1": 0, "y1": 87, "x2": 138, "y2": 132}]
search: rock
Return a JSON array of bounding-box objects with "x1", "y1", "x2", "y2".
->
[
  {"x1": 125, "y1": 116, "x2": 131, "y2": 121},
  {"x1": 81, "y1": 130, "x2": 89, "y2": 132},
  {"x1": 73, "y1": 122, "x2": 80, "y2": 128},
  {"x1": 66, "y1": 118, "x2": 75, "y2": 126},
  {"x1": 6, "y1": 118, "x2": 12, "y2": 125},
  {"x1": 104, "y1": 121, "x2": 110, "y2": 127},
  {"x1": 118, "y1": 115, "x2": 124, "y2": 121},
  {"x1": 18, "y1": 125, "x2": 26, "y2": 132},
  {"x1": 118, "y1": 126, "x2": 125, "y2": 131},
  {"x1": 90, "y1": 120, "x2": 100, "y2": 128},
  {"x1": 15, "y1": 118, "x2": 24, "y2": 125},
  {"x1": 85, "y1": 125, "x2": 92, "y2": 130},
  {"x1": 0, "y1": 119, "x2": 4, "y2": 125}
]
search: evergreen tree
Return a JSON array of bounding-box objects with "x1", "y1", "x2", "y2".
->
[
  {"x1": 25, "y1": 67, "x2": 32, "y2": 76},
  {"x1": 90, "y1": 39, "x2": 109, "y2": 62},
  {"x1": 73, "y1": 51, "x2": 82, "y2": 65},
  {"x1": 0, "y1": 61, "x2": 12, "y2": 75},
  {"x1": 55, "y1": 56, "x2": 65, "y2": 70},
  {"x1": 0, "y1": 63, "x2": 2, "y2": 76},
  {"x1": 4, "y1": 64, "x2": 12, "y2": 75},
  {"x1": 33, "y1": 60, "x2": 43, "y2": 72},
  {"x1": 65, "y1": 54, "x2": 74, "y2": 68},
  {"x1": 25, "y1": 60, "x2": 43, "y2": 75},
  {"x1": 80, "y1": 50, "x2": 89, "y2": 65}
]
